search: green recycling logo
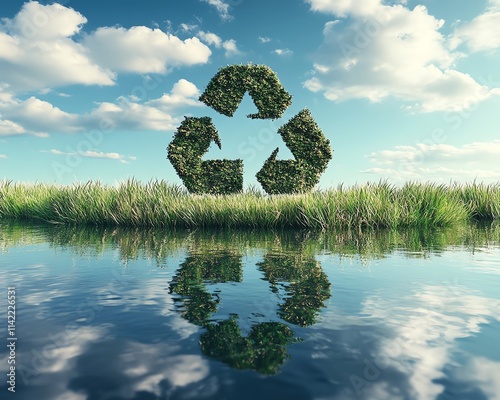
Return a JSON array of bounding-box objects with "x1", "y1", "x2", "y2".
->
[{"x1": 167, "y1": 64, "x2": 333, "y2": 195}]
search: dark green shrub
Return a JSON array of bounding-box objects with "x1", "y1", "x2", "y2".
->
[
  {"x1": 201, "y1": 159, "x2": 243, "y2": 195},
  {"x1": 200, "y1": 319, "x2": 296, "y2": 375},
  {"x1": 169, "y1": 65, "x2": 332, "y2": 195},
  {"x1": 167, "y1": 117, "x2": 243, "y2": 195},
  {"x1": 199, "y1": 64, "x2": 292, "y2": 119},
  {"x1": 256, "y1": 109, "x2": 333, "y2": 194}
]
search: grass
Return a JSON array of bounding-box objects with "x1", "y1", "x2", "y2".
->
[{"x1": 0, "y1": 179, "x2": 499, "y2": 230}]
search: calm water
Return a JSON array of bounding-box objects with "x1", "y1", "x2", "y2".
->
[{"x1": 1, "y1": 222, "x2": 499, "y2": 400}]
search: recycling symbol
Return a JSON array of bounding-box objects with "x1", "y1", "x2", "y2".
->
[{"x1": 167, "y1": 64, "x2": 333, "y2": 195}]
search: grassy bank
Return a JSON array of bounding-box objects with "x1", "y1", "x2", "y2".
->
[{"x1": 0, "y1": 180, "x2": 499, "y2": 229}]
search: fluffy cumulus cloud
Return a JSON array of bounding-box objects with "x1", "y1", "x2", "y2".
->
[
  {"x1": 0, "y1": 79, "x2": 203, "y2": 136},
  {"x1": 0, "y1": 1, "x2": 114, "y2": 93},
  {"x1": 0, "y1": 2, "x2": 248, "y2": 139},
  {"x1": 0, "y1": 119, "x2": 26, "y2": 136},
  {"x1": 83, "y1": 27, "x2": 211, "y2": 74},
  {"x1": 222, "y1": 39, "x2": 240, "y2": 57},
  {"x1": 197, "y1": 30, "x2": 223, "y2": 48},
  {"x1": 307, "y1": 0, "x2": 382, "y2": 17},
  {"x1": 363, "y1": 140, "x2": 500, "y2": 182},
  {"x1": 196, "y1": 30, "x2": 240, "y2": 57},
  {"x1": 0, "y1": 1, "x2": 212, "y2": 93},
  {"x1": 451, "y1": 0, "x2": 500, "y2": 53},
  {"x1": 146, "y1": 79, "x2": 201, "y2": 110},
  {"x1": 85, "y1": 78, "x2": 203, "y2": 132},
  {"x1": 0, "y1": 95, "x2": 78, "y2": 136},
  {"x1": 304, "y1": 0, "x2": 498, "y2": 112},
  {"x1": 103, "y1": 80, "x2": 198, "y2": 130}
]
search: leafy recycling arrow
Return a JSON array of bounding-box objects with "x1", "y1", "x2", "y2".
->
[
  {"x1": 167, "y1": 116, "x2": 243, "y2": 195},
  {"x1": 167, "y1": 64, "x2": 333, "y2": 195},
  {"x1": 256, "y1": 109, "x2": 332, "y2": 194}
]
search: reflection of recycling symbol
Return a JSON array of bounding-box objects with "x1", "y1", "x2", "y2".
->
[
  {"x1": 168, "y1": 241, "x2": 331, "y2": 375},
  {"x1": 167, "y1": 64, "x2": 333, "y2": 195}
]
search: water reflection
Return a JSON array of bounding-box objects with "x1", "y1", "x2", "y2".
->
[
  {"x1": 257, "y1": 253, "x2": 331, "y2": 327},
  {"x1": 2, "y1": 221, "x2": 499, "y2": 261},
  {"x1": 0, "y1": 221, "x2": 497, "y2": 259},
  {"x1": 169, "y1": 251, "x2": 243, "y2": 325},
  {"x1": 167, "y1": 235, "x2": 331, "y2": 374},
  {"x1": 0, "y1": 221, "x2": 499, "y2": 399},
  {"x1": 200, "y1": 319, "x2": 297, "y2": 375}
]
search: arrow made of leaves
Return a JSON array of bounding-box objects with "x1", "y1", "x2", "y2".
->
[
  {"x1": 167, "y1": 117, "x2": 243, "y2": 195},
  {"x1": 199, "y1": 64, "x2": 292, "y2": 120},
  {"x1": 256, "y1": 109, "x2": 333, "y2": 194},
  {"x1": 167, "y1": 64, "x2": 332, "y2": 195}
]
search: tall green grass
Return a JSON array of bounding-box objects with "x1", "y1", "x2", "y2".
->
[{"x1": 0, "y1": 179, "x2": 498, "y2": 229}]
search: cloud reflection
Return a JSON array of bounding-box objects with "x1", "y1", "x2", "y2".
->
[{"x1": 361, "y1": 285, "x2": 500, "y2": 400}]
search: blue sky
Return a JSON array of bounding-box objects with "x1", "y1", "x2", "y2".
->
[{"x1": 1, "y1": 0, "x2": 499, "y2": 188}]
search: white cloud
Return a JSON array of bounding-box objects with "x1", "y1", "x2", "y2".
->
[
  {"x1": 45, "y1": 149, "x2": 136, "y2": 163},
  {"x1": 87, "y1": 78, "x2": 202, "y2": 131},
  {"x1": 196, "y1": 30, "x2": 240, "y2": 59},
  {"x1": 201, "y1": 0, "x2": 233, "y2": 21},
  {"x1": 274, "y1": 48, "x2": 293, "y2": 56},
  {"x1": 0, "y1": 2, "x2": 213, "y2": 93},
  {"x1": 451, "y1": 0, "x2": 500, "y2": 53},
  {"x1": 146, "y1": 79, "x2": 201, "y2": 110},
  {"x1": 363, "y1": 140, "x2": 500, "y2": 182},
  {"x1": 74, "y1": 150, "x2": 123, "y2": 160},
  {"x1": 5, "y1": 1, "x2": 88, "y2": 38},
  {"x1": 0, "y1": 79, "x2": 202, "y2": 136},
  {"x1": 179, "y1": 23, "x2": 198, "y2": 32},
  {"x1": 197, "y1": 30, "x2": 222, "y2": 48},
  {"x1": 0, "y1": 2, "x2": 115, "y2": 93},
  {"x1": 83, "y1": 26, "x2": 211, "y2": 74},
  {"x1": 0, "y1": 154, "x2": 6, "y2": 158},
  {"x1": 0, "y1": 119, "x2": 26, "y2": 136},
  {"x1": 222, "y1": 39, "x2": 240, "y2": 57},
  {"x1": 307, "y1": 0, "x2": 383, "y2": 17},
  {"x1": 0, "y1": 96, "x2": 78, "y2": 136},
  {"x1": 304, "y1": 1, "x2": 497, "y2": 112},
  {"x1": 88, "y1": 99, "x2": 180, "y2": 132},
  {"x1": 259, "y1": 36, "x2": 271, "y2": 43}
]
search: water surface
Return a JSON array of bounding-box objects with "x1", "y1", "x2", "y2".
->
[{"x1": 1, "y1": 222, "x2": 499, "y2": 400}]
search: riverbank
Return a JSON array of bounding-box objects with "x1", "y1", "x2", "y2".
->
[{"x1": 0, "y1": 180, "x2": 498, "y2": 229}]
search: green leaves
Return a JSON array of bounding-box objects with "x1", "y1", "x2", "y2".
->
[
  {"x1": 256, "y1": 109, "x2": 333, "y2": 194},
  {"x1": 199, "y1": 64, "x2": 292, "y2": 119},
  {"x1": 199, "y1": 319, "x2": 296, "y2": 375},
  {"x1": 167, "y1": 117, "x2": 243, "y2": 195},
  {"x1": 168, "y1": 64, "x2": 332, "y2": 195}
]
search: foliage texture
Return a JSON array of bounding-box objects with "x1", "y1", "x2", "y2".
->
[
  {"x1": 256, "y1": 109, "x2": 333, "y2": 194},
  {"x1": 167, "y1": 117, "x2": 243, "y2": 194},
  {"x1": 199, "y1": 64, "x2": 292, "y2": 119},
  {"x1": 169, "y1": 64, "x2": 332, "y2": 194}
]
